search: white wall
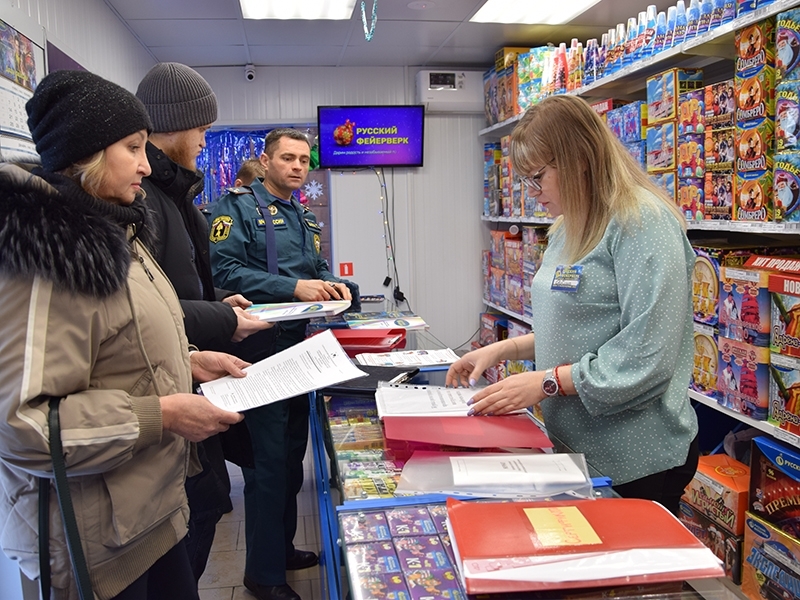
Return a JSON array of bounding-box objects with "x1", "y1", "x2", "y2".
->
[{"x1": 197, "y1": 66, "x2": 487, "y2": 349}]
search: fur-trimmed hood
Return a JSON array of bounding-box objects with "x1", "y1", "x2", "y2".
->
[{"x1": 0, "y1": 164, "x2": 152, "y2": 298}]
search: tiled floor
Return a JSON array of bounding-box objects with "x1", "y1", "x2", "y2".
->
[{"x1": 198, "y1": 446, "x2": 324, "y2": 600}]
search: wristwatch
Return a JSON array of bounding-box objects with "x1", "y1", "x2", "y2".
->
[{"x1": 541, "y1": 369, "x2": 560, "y2": 397}]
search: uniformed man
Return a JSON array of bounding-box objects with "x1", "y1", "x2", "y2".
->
[{"x1": 209, "y1": 128, "x2": 351, "y2": 600}]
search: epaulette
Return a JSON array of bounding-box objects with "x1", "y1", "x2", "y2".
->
[
  {"x1": 226, "y1": 186, "x2": 252, "y2": 195},
  {"x1": 302, "y1": 204, "x2": 313, "y2": 213}
]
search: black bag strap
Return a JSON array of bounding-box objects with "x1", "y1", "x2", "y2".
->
[{"x1": 38, "y1": 396, "x2": 94, "y2": 600}]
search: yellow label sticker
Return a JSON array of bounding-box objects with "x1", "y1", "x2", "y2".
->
[
  {"x1": 523, "y1": 506, "x2": 601, "y2": 548},
  {"x1": 273, "y1": 218, "x2": 285, "y2": 225},
  {"x1": 209, "y1": 215, "x2": 233, "y2": 243}
]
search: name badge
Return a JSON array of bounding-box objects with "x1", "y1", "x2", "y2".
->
[{"x1": 551, "y1": 265, "x2": 583, "y2": 292}]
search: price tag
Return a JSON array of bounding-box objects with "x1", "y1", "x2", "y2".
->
[{"x1": 773, "y1": 428, "x2": 800, "y2": 448}]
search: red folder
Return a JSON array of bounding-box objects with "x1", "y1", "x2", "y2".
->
[
  {"x1": 382, "y1": 414, "x2": 552, "y2": 449},
  {"x1": 446, "y1": 497, "x2": 724, "y2": 594}
]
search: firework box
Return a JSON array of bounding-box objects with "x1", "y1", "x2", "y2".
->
[
  {"x1": 735, "y1": 118, "x2": 775, "y2": 174},
  {"x1": 734, "y1": 19, "x2": 775, "y2": 79},
  {"x1": 623, "y1": 141, "x2": 646, "y2": 168},
  {"x1": 490, "y1": 267, "x2": 505, "y2": 307},
  {"x1": 682, "y1": 453, "x2": 751, "y2": 536},
  {"x1": 678, "y1": 133, "x2": 706, "y2": 178},
  {"x1": 770, "y1": 268, "x2": 800, "y2": 359},
  {"x1": 479, "y1": 312, "x2": 508, "y2": 347},
  {"x1": 692, "y1": 322, "x2": 719, "y2": 397},
  {"x1": 735, "y1": 68, "x2": 776, "y2": 127},
  {"x1": 504, "y1": 238, "x2": 523, "y2": 277},
  {"x1": 679, "y1": 177, "x2": 706, "y2": 221},
  {"x1": 749, "y1": 436, "x2": 800, "y2": 539},
  {"x1": 735, "y1": 170, "x2": 773, "y2": 221},
  {"x1": 741, "y1": 511, "x2": 800, "y2": 600},
  {"x1": 774, "y1": 153, "x2": 800, "y2": 222},
  {"x1": 769, "y1": 353, "x2": 800, "y2": 437},
  {"x1": 705, "y1": 171, "x2": 735, "y2": 220},
  {"x1": 776, "y1": 81, "x2": 800, "y2": 152},
  {"x1": 505, "y1": 274, "x2": 524, "y2": 315},
  {"x1": 678, "y1": 90, "x2": 706, "y2": 135},
  {"x1": 693, "y1": 244, "x2": 756, "y2": 326},
  {"x1": 605, "y1": 105, "x2": 624, "y2": 140},
  {"x1": 777, "y1": 9, "x2": 800, "y2": 82},
  {"x1": 646, "y1": 122, "x2": 677, "y2": 173},
  {"x1": 705, "y1": 126, "x2": 736, "y2": 172},
  {"x1": 719, "y1": 256, "x2": 777, "y2": 347},
  {"x1": 621, "y1": 100, "x2": 647, "y2": 142},
  {"x1": 506, "y1": 319, "x2": 534, "y2": 376},
  {"x1": 678, "y1": 501, "x2": 743, "y2": 584},
  {"x1": 646, "y1": 68, "x2": 704, "y2": 125},
  {"x1": 706, "y1": 80, "x2": 736, "y2": 128},
  {"x1": 717, "y1": 336, "x2": 770, "y2": 420},
  {"x1": 651, "y1": 170, "x2": 677, "y2": 202}
]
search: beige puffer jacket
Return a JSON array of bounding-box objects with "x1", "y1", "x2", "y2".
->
[{"x1": 0, "y1": 164, "x2": 196, "y2": 599}]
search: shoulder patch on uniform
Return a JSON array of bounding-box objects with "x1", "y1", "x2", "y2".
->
[
  {"x1": 227, "y1": 187, "x2": 251, "y2": 195},
  {"x1": 302, "y1": 205, "x2": 313, "y2": 213},
  {"x1": 209, "y1": 215, "x2": 234, "y2": 243}
]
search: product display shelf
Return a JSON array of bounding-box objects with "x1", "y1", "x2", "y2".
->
[
  {"x1": 479, "y1": 0, "x2": 800, "y2": 141},
  {"x1": 686, "y1": 220, "x2": 800, "y2": 233},
  {"x1": 483, "y1": 298, "x2": 533, "y2": 326},
  {"x1": 689, "y1": 388, "x2": 800, "y2": 449},
  {"x1": 480, "y1": 214, "x2": 555, "y2": 225}
]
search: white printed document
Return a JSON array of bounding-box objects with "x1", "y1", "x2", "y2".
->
[
  {"x1": 375, "y1": 383, "x2": 480, "y2": 418},
  {"x1": 355, "y1": 348, "x2": 459, "y2": 367},
  {"x1": 450, "y1": 454, "x2": 590, "y2": 488},
  {"x1": 200, "y1": 330, "x2": 367, "y2": 411}
]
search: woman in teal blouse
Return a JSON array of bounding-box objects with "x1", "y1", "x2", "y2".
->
[{"x1": 447, "y1": 95, "x2": 699, "y2": 515}]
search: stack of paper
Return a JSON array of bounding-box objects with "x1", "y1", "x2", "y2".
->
[
  {"x1": 344, "y1": 310, "x2": 428, "y2": 330},
  {"x1": 244, "y1": 300, "x2": 351, "y2": 322},
  {"x1": 355, "y1": 348, "x2": 459, "y2": 367},
  {"x1": 375, "y1": 383, "x2": 526, "y2": 419},
  {"x1": 446, "y1": 497, "x2": 725, "y2": 594}
]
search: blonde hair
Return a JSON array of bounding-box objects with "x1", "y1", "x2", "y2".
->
[
  {"x1": 235, "y1": 158, "x2": 265, "y2": 186},
  {"x1": 60, "y1": 149, "x2": 147, "y2": 200},
  {"x1": 510, "y1": 95, "x2": 684, "y2": 262}
]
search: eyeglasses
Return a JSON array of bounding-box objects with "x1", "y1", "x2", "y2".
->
[{"x1": 517, "y1": 164, "x2": 549, "y2": 193}]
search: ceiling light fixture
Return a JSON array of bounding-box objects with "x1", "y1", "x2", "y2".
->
[
  {"x1": 470, "y1": 0, "x2": 602, "y2": 25},
  {"x1": 240, "y1": 0, "x2": 358, "y2": 20}
]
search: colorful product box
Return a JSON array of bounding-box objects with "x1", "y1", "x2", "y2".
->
[
  {"x1": 521, "y1": 226, "x2": 547, "y2": 272},
  {"x1": 735, "y1": 118, "x2": 774, "y2": 174},
  {"x1": 719, "y1": 259, "x2": 772, "y2": 347},
  {"x1": 741, "y1": 512, "x2": 800, "y2": 600},
  {"x1": 393, "y1": 536, "x2": 451, "y2": 570},
  {"x1": 646, "y1": 122, "x2": 677, "y2": 173},
  {"x1": 770, "y1": 268, "x2": 800, "y2": 358},
  {"x1": 341, "y1": 511, "x2": 392, "y2": 544},
  {"x1": 735, "y1": 170, "x2": 773, "y2": 222},
  {"x1": 678, "y1": 502, "x2": 743, "y2": 584},
  {"x1": 776, "y1": 81, "x2": 800, "y2": 152},
  {"x1": 683, "y1": 453, "x2": 751, "y2": 536},
  {"x1": 404, "y1": 568, "x2": 464, "y2": 600},
  {"x1": 506, "y1": 319, "x2": 534, "y2": 376},
  {"x1": 774, "y1": 153, "x2": 800, "y2": 222},
  {"x1": 679, "y1": 178, "x2": 706, "y2": 221},
  {"x1": 489, "y1": 230, "x2": 507, "y2": 269},
  {"x1": 734, "y1": 19, "x2": 776, "y2": 79},
  {"x1": 386, "y1": 508, "x2": 437, "y2": 538},
  {"x1": 749, "y1": 436, "x2": 800, "y2": 539},
  {"x1": 692, "y1": 322, "x2": 719, "y2": 397},
  {"x1": 706, "y1": 80, "x2": 736, "y2": 128},
  {"x1": 346, "y1": 541, "x2": 402, "y2": 574},
  {"x1": 705, "y1": 171, "x2": 735, "y2": 220},
  {"x1": 479, "y1": 312, "x2": 508, "y2": 346},
  {"x1": 351, "y1": 572, "x2": 411, "y2": 600},
  {"x1": 589, "y1": 98, "x2": 627, "y2": 118},
  {"x1": 717, "y1": 336, "x2": 770, "y2": 420},
  {"x1": 523, "y1": 269, "x2": 534, "y2": 319},
  {"x1": 646, "y1": 68, "x2": 704, "y2": 125},
  {"x1": 768, "y1": 352, "x2": 800, "y2": 436},
  {"x1": 490, "y1": 267, "x2": 505, "y2": 306},
  {"x1": 736, "y1": 0, "x2": 757, "y2": 16},
  {"x1": 504, "y1": 238, "x2": 523, "y2": 277},
  {"x1": 678, "y1": 133, "x2": 706, "y2": 177},
  {"x1": 624, "y1": 141, "x2": 646, "y2": 168},
  {"x1": 505, "y1": 274, "x2": 524, "y2": 315},
  {"x1": 693, "y1": 245, "x2": 755, "y2": 326},
  {"x1": 705, "y1": 127, "x2": 736, "y2": 172},
  {"x1": 678, "y1": 90, "x2": 706, "y2": 135},
  {"x1": 651, "y1": 170, "x2": 677, "y2": 202},
  {"x1": 605, "y1": 105, "x2": 625, "y2": 140},
  {"x1": 735, "y1": 66, "x2": 776, "y2": 125},
  {"x1": 777, "y1": 9, "x2": 800, "y2": 82},
  {"x1": 621, "y1": 100, "x2": 647, "y2": 143}
]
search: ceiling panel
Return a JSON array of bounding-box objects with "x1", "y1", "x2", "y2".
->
[
  {"x1": 336, "y1": 45, "x2": 447, "y2": 67},
  {"x1": 105, "y1": 0, "x2": 241, "y2": 21},
  {"x1": 248, "y1": 45, "x2": 348, "y2": 67},
  {"x1": 150, "y1": 44, "x2": 250, "y2": 66},
  {"x1": 126, "y1": 19, "x2": 244, "y2": 47},
  {"x1": 364, "y1": 0, "x2": 483, "y2": 22},
  {"x1": 345, "y1": 20, "x2": 461, "y2": 48},
  {"x1": 243, "y1": 19, "x2": 353, "y2": 45}
]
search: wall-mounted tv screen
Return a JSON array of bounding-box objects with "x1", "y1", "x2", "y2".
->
[{"x1": 317, "y1": 105, "x2": 424, "y2": 169}]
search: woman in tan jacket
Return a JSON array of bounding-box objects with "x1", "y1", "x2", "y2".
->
[{"x1": 0, "y1": 70, "x2": 246, "y2": 600}]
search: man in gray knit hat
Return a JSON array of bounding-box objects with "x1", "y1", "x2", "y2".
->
[{"x1": 136, "y1": 62, "x2": 271, "y2": 581}]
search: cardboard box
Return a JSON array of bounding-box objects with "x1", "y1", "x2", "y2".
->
[
  {"x1": 495, "y1": 46, "x2": 530, "y2": 71},
  {"x1": 776, "y1": 81, "x2": 800, "y2": 152},
  {"x1": 735, "y1": 170, "x2": 773, "y2": 222},
  {"x1": 678, "y1": 134, "x2": 706, "y2": 178},
  {"x1": 735, "y1": 118, "x2": 775, "y2": 174},
  {"x1": 705, "y1": 80, "x2": 736, "y2": 128},
  {"x1": 749, "y1": 436, "x2": 800, "y2": 539},
  {"x1": 479, "y1": 313, "x2": 508, "y2": 347},
  {"x1": 705, "y1": 171, "x2": 735, "y2": 220},
  {"x1": 679, "y1": 501, "x2": 743, "y2": 584},
  {"x1": 489, "y1": 268, "x2": 506, "y2": 307},
  {"x1": 717, "y1": 336, "x2": 770, "y2": 420},
  {"x1": 693, "y1": 245, "x2": 756, "y2": 326},
  {"x1": 646, "y1": 122, "x2": 677, "y2": 173},
  {"x1": 504, "y1": 238, "x2": 523, "y2": 277},
  {"x1": 647, "y1": 68, "x2": 704, "y2": 125},
  {"x1": 692, "y1": 322, "x2": 719, "y2": 397},
  {"x1": 719, "y1": 256, "x2": 775, "y2": 347},
  {"x1": 678, "y1": 90, "x2": 706, "y2": 136},
  {"x1": 621, "y1": 100, "x2": 648, "y2": 143},
  {"x1": 679, "y1": 177, "x2": 706, "y2": 221},
  {"x1": 682, "y1": 454, "x2": 750, "y2": 535},
  {"x1": 705, "y1": 126, "x2": 736, "y2": 172},
  {"x1": 734, "y1": 19, "x2": 775, "y2": 79},
  {"x1": 651, "y1": 170, "x2": 677, "y2": 202},
  {"x1": 768, "y1": 352, "x2": 800, "y2": 436},
  {"x1": 770, "y1": 267, "x2": 800, "y2": 358},
  {"x1": 741, "y1": 511, "x2": 800, "y2": 600},
  {"x1": 505, "y1": 274, "x2": 524, "y2": 315},
  {"x1": 774, "y1": 153, "x2": 800, "y2": 222}
]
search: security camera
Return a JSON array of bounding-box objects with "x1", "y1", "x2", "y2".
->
[{"x1": 244, "y1": 64, "x2": 256, "y2": 81}]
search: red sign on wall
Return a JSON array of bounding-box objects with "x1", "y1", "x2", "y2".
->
[{"x1": 339, "y1": 262, "x2": 353, "y2": 277}]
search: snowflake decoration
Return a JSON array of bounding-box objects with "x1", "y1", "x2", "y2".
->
[{"x1": 303, "y1": 179, "x2": 324, "y2": 200}]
